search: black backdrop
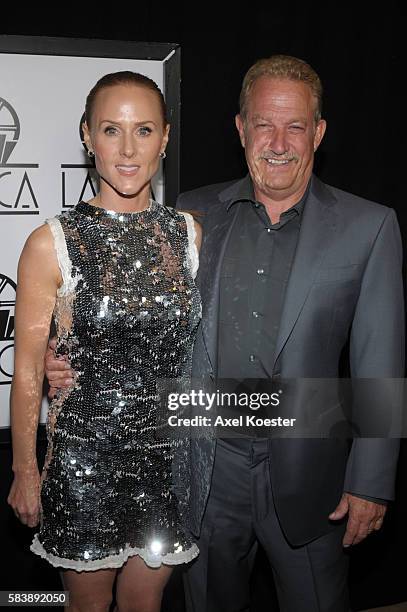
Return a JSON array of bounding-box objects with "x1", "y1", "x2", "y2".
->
[{"x1": 1, "y1": 3, "x2": 406, "y2": 610}]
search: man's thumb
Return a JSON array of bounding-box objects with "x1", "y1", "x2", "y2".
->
[{"x1": 329, "y1": 494, "x2": 349, "y2": 520}]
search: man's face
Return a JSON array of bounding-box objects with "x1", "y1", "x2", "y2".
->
[{"x1": 235, "y1": 77, "x2": 326, "y2": 203}]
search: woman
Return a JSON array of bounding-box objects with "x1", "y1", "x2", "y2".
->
[{"x1": 8, "y1": 71, "x2": 201, "y2": 612}]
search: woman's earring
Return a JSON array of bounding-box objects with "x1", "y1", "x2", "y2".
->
[
  {"x1": 87, "y1": 149, "x2": 95, "y2": 158},
  {"x1": 159, "y1": 151, "x2": 166, "y2": 159}
]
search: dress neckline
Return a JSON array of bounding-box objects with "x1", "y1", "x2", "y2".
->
[{"x1": 75, "y1": 199, "x2": 158, "y2": 222}]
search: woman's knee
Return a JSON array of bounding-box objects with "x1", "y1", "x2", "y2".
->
[
  {"x1": 115, "y1": 596, "x2": 162, "y2": 612},
  {"x1": 62, "y1": 567, "x2": 115, "y2": 612},
  {"x1": 68, "y1": 599, "x2": 112, "y2": 612}
]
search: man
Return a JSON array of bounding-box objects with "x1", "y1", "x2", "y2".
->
[{"x1": 46, "y1": 56, "x2": 404, "y2": 611}]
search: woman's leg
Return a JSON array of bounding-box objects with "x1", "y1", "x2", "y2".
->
[
  {"x1": 115, "y1": 555, "x2": 172, "y2": 612},
  {"x1": 61, "y1": 567, "x2": 116, "y2": 612}
]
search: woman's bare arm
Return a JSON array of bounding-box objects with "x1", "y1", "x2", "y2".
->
[{"x1": 7, "y1": 224, "x2": 61, "y2": 527}]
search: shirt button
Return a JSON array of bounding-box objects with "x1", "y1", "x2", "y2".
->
[
  {"x1": 257, "y1": 268, "x2": 264, "y2": 275},
  {"x1": 252, "y1": 311, "x2": 259, "y2": 318},
  {"x1": 249, "y1": 354, "x2": 256, "y2": 362},
  {"x1": 266, "y1": 228, "x2": 272, "y2": 233}
]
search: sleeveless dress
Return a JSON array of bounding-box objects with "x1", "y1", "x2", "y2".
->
[{"x1": 30, "y1": 200, "x2": 201, "y2": 571}]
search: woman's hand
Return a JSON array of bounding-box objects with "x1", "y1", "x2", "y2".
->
[
  {"x1": 7, "y1": 469, "x2": 41, "y2": 528},
  {"x1": 45, "y1": 338, "x2": 74, "y2": 399}
]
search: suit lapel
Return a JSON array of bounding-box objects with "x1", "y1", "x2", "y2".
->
[{"x1": 273, "y1": 177, "x2": 338, "y2": 366}]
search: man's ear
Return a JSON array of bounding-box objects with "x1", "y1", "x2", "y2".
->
[
  {"x1": 313, "y1": 119, "x2": 327, "y2": 152},
  {"x1": 235, "y1": 114, "x2": 246, "y2": 148}
]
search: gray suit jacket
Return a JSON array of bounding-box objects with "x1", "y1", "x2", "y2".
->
[{"x1": 176, "y1": 175, "x2": 405, "y2": 545}]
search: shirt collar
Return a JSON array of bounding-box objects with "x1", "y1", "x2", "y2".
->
[
  {"x1": 226, "y1": 174, "x2": 255, "y2": 210},
  {"x1": 226, "y1": 174, "x2": 310, "y2": 218}
]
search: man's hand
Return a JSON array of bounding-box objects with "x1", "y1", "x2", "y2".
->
[
  {"x1": 45, "y1": 338, "x2": 74, "y2": 398},
  {"x1": 329, "y1": 492, "x2": 386, "y2": 547}
]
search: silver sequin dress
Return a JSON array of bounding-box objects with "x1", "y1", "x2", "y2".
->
[{"x1": 30, "y1": 200, "x2": 201, "y2": 571}]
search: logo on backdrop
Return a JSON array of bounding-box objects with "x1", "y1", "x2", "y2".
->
[
  {"x1": 0, "y1": 99, "x2": 99, "y2": 211},
  {"x1": 0, "y1": 97, "x2": 39, "y2": 215},
  {"x1": 0, "y1": 97, "x2": 20, "y2": 165},
  {"x1": 61, "y1": 112, "x2": 98, "y2": 209},
  {"x1": 0, "y1": 273, "x2": 15, "y2": 385}
]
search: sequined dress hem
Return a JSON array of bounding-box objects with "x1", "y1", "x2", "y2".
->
[{"x1": 31, "y1": 535, "x2": 198, "y2": 571}]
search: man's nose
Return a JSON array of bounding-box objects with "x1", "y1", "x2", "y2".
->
[{"x1": 268, "y1": 128, "x2": 288, "y2": 155}]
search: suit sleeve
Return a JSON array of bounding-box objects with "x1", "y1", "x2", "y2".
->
[
  {"x1": 176, "y1": 188, "x2": 218, "y2": 214},
  {"x1": 344, "y1": 208, "x2": 405, "y2": 500},
  {"x1": 175, "y1": 193, "x2": 186, "y2": 210}
]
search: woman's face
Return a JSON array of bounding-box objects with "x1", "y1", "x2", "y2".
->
[{"x1": 83, "y1": 83, "x2": 169, "y2": 200}]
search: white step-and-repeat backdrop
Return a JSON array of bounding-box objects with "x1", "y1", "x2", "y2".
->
[{"x1": 0, "y1": 39, "x2": 178, "y2": 430}]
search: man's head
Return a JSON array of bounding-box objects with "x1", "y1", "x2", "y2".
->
[{"x1": 235, "y1": 55, "x2": 326, "y2": 206}]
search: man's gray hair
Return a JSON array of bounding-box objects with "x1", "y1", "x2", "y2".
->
[{"x1": 239, "y1": 54, "x2": 323, "y2": 123}]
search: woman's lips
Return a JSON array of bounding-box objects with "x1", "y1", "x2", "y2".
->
[{"x1": 116, "y1": 165, "x2": 140, "y2": 176}]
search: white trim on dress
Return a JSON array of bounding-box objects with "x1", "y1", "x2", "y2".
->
[
  {"x1": 179, "y1": 212, "x2": 199, "y2": 279},
  {"x1": 31, "y1": 535, "x2": 198, "y2": 571},
  {"x1": 46, "y1": 217, "x2": 81, "y2": 296}
]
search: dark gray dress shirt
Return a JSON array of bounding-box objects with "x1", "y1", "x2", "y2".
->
[{"x1": 218, "y1": 174, "x2": 306, "y2": 379}]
